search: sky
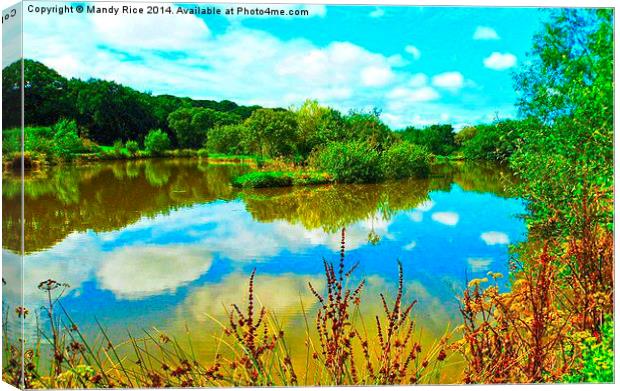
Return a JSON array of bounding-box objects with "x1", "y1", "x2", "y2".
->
[{"x1": 12, "y1": 2, "x2": 549, "y2": 129}]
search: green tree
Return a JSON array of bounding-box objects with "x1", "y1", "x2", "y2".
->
[
  {"x1": 455, "y1": 126, "x2": 477, "y2": 147},
  {"x1": 345, "y1": 109, "x2": 395, "y2": 151},
  {"x1": 168, "y1": 107, "x2": 240, "y2": 149},
  {"x1": 401, "y1": 124, "x2": 456, "y2": 156},
  {"x1": 144, "y1": 129, "x2": 171, "y2": 154},
  {"x1": 461, "y1": 119, "x2": 525, "y2": 162},
  {"x1": 125, "y1": 140, "x2": 140, "y2": 156},
  {"x1": 71, "y1": 78, "x2": 158, "y2": 145},
  {"x1": 51, "y1": 119, "x2": 83, "y2": 159},
  {"x1": 294, "y1": 99, "x2": 347, "y2": 158},
  {"x1": 2, "y1": 60, "x2": 72, "y2": 128},
  {"x1": 243, "y1": 109, "x2": 298, "y2": 157},
  {"x1": 511, "y1": 9, "x2": 613, "y2": 234},
  {"x1": 206, "y1": 124, "x2": 247, "y2": 155}
]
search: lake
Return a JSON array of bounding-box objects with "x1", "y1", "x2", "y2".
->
[{"x1": 2, "y1": 158, "x2": 526, "y2": 383}]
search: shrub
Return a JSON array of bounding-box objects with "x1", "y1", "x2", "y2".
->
[
  {"x1": 197, "y1": 148, "x2": 209, "y2": 158},
  {"x1": 51, "y1": 119, "x2": 83, "y2": 160},
  {"x1": 380, "y1": 142, "x2": 432, "y2": 179},
  {"x1": 564, "y1": 316, "x2": 614, "y2": 383},
  {"x1": 311, "y1": 141, "x2": 382, "y2": 183},
  {"x1": 125, "y1": 140, "x2": 139, "y2": 155},
  {"x1": 144, "y1": 129, "x2": 171, "y2": 154},
  {"x1": 112, "y1": 139, "x2": 124, "y2": 154},
  {"x1": 232, "y1": 172, "x2": 293, "y2": 188}
]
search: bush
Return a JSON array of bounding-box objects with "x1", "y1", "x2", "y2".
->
[
  {"x1": 51, "y1": 119, "x2": 83, "y2": 160},
  {"x1": 144, "y1": 129, "x2": 171, "y2": 154},
  {"x1": 311, "y1": 141, "x2": 382, "y2": 183},
  {"x1": 125, "y1": 140, "x2": 139, "y2": 155},
  {"x1": 564, "y1": 316, "x2": 614, "y2": 383},
  {"x1": 112, "y1": 139, "x2": 124, "y2": 154},
  {"x1": 232, "y1": 172, "x2": 293, "y2": 188},
  {"x1": 380, "y1": 142, "x2": 433, "y2": 179},
  {"x1": 197, "y1": 148, "x2": 209, "y2": 158}
]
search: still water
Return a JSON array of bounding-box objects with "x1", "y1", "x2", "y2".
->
[{"x1": 2, "y1": 159, "x2": 526, "y2": 382}]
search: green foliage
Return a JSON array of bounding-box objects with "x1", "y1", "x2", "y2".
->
[
  {"x1": 112, "y1": 139, "x2": 124, "y2": 154},
  {"x1": 381, "y1": 142, "x2": 433, "y2": 179},
  {"x1": 564, "y1": 317, "x2": 613, "y2": 383},
  {"x1": 168, "y1": 107, "x2": 240, "y2": 149},
  {"x1": 125, "y1": 140, "x2": 140, "y2": 155},
  {"x1": 455, "y1": 126, "x2": 477, "y2": 147},
  {"x1": 311, "y1": 141, "x2": 382, "y2": 183},
  {"x1": 2, "y1": 59, "x2": 72, "y2": 129},
  {"x1": 232, "y1": 171, "x2": 293, "y2": 188},
  {"x1": 401, "y1": 124, "x2": 456, "y2": 156},
  {"x1": 71, "y1": 78, "x2": 159, "y2": 145},
  {"x1": 206, "y1": 124, "x2": 247, "y2": 155},
  {"x1": 294, "y1": 99, "x2": 348, "y2": 158},
  {"x1": 511, "y1": 9, "x2": 613, "y2": 234},
  {"x1": 461, "y1": 120, "x2": 525, "y2": 162},
  {"x1": 51, "y1": 119, "x2": 83, "y2": 160},
  {"x1": 344, "y1": 109, "x2": 395, "y2": 151},
  {"x1": 144, "y1": 129, "x2": 171, "y2": 154},
  {"x1": 244, "y1": 109, "x2": 298, "y2": 157}
]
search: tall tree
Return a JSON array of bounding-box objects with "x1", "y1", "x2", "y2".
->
[
  {"x1": 71, "y1": 78, "x2": 158, "y2": 144},
  {"x1": 2, "y1": 59, "x2": 73, "y2": 128},
  {"x1": 511, "y1": 9, "x2": 613, "y2": 234},
  {"x1": 244, "y1": 109, "x2": 298, "y2": 157}
]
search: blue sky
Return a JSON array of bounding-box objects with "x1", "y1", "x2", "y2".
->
[{"x1": 19, "y1": 2, "x2": 548, "y2": 128}]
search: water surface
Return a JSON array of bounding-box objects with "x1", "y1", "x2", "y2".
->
[{"x1": 2, "y1": 159, "x2": 526, "y2": 382}]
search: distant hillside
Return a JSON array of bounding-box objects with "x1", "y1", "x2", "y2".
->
[{"x1": 1, "y1": 59, "x2": 271, "y2": 143}]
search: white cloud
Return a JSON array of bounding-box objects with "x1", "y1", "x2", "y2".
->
[
  {"x1": 369, "y1": 7, "x2": 385, "y2": 18},
  {"x1": 405, "y1": 45, "x2": 421, "y2": 60},
  {"x1": 96, "y1": 245, "x2": 213, "y2": 299},
  {"x1": 480, "y1": 231, "x2": 510, "y2": 245},
  {"x1": 416, "y1": 200, "x2": 435, "y2": 212},
  {"x1": 431, "y1": 212, "x2": 460, "y2": 226},
  {"x1": 91, "y1": 5, "x2": 211, "y2": 50},
  {"x1": 403, "y1": 241, "x2": 417, "y2": 251},
  {"x1": 408, "y1": 73, "x2": 428, "y2": 87},
  {"x1": 386, "y1": 86, "x2": 439, "y2": 102},
  {"x1": 431, "y1": 72, "x2": 465, "y2": 91},
  {"x1": 483, "y1": 52, "x2": 517, "y2": 70},
  {"x1": 407, "y1": 211, "x2": 423, "y2": 222},
  {"x1": 467, "y1": 257, "x2": 493, "y2": 272},
  {"x1": 361, "y1": 65, "x2": 395, "y2": 87},
  {"x1": 20, "y1": 4, "x2": 515, "y2": 130},
  {"x1": 473, "y1": 26, "x2": 500, "y2": 40}
]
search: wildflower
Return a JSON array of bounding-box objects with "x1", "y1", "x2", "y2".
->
[
  {"x1": 468, "y1": 278, "x2": 488, "y2": 288},
  {"x1": 15, "y1": 306, "x2": 28, "y2": 318},
  {"x1": 69, "y1": 341, "x2": 84, "y2": 352}
]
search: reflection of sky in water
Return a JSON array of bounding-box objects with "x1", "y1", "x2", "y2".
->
[{"x1": 6, "y1": 182, "x2": 526, "y2": 345}]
